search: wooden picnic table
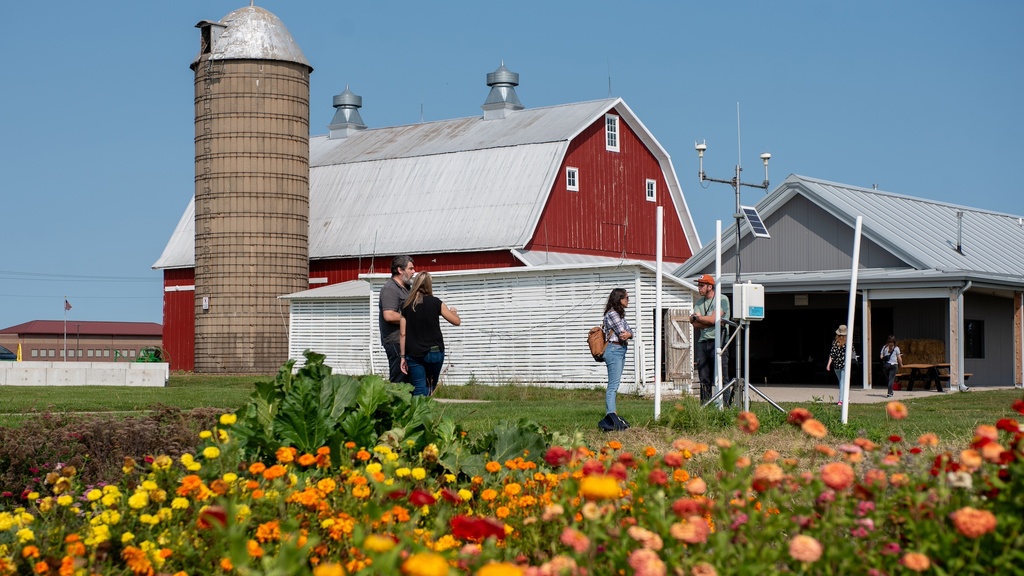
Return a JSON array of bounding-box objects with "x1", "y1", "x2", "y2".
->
[{"x1": 899, "y1": 363, "x2": 946, "y2": 392}]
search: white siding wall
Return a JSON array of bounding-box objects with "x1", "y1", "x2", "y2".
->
[{"x1": 288, "y1": 266, "x2": 693, "y2": 391}]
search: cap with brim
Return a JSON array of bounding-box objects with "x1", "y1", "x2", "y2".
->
[{"x1": 696, "y1": 274, "x2": 715, "y2": 286}]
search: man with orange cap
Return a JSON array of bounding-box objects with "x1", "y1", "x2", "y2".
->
[{"x1": 690, "y1": 274, "x2": 731, "y2": 405}]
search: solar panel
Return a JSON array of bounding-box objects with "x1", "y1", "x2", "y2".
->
[{"x1": 741, "y1": 205, "x2": 770, "y2": 238}]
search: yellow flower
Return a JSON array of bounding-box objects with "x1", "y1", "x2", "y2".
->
[
  {"x1": 579, "y1": 474, "x2": 621, "y2": 500},
  {"x1": 199, "y1": 430, "x2": 213, "y2": 440},
  {"x1": 202, "y1": 447, "x2": 221, "y2": 459},
  {"x1": 396, "y1": 468, "x2": 411, "y2": 478},
  {"x1": 26, "y1": 492, "x2": 39, "y2": 500},
  {"x1": 128, "y1": 492, "x2": 150, "y2": 510},
  {"x1": 458, "y1": 489, "x2": 473, "y2": 501},
  {"x1": 139, "y1": 514, "x2": 160, "y2": 526},
  {"x1": 401, "y1": 552, "x2": 449, "y2": 576},
  {"x1": 412, "y1": 468, "x2": 427, "y2": 480},
  {"x1": 223, "y1": 472, "x2": 238, "y2": 483},
  {"x1": 366, "y1": 463, "x2": 383, "y2": 474},
  {"x1": 122, "y1": 532, "x2": 135, "y2": 543},
  {"x1": 171, "y1": 498, "x2": 189, "y2": 510},
  {"x1": 219, "y1": 413, "x2": 237, "y2": 425},
  {"x1": 218, "y1": 429, "x2": 230, "y2": 443},
  {"x1": 153, "y1": 455, "x2": 173, "y2": 471},
  {"x1": 364, "y1": 534, "x2": 396, "y2": 552},
  {"x1": 16, "y1": 528, "x2": 34, "y2": 543},
  {"x1": 86, "y1": 489, "x2": 102, "y2": 502},
  {"x1": 56, "y1": 495, "x2": 73, "y2": 507},
  {"x1": 476, "y1": 562, "x2": 524, "y2": 576},
  {"x1": 313, "y1": 563, "x2": 345, "y2": 576}
]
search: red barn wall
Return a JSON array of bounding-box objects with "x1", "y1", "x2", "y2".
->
[
  {"x1": 162, "y1": 268, "x2": 195, "y2": 372},
  {"x1": 525, "y1": 109, "x2": 693, "y2": 262},
  {"x1": 309, "y1": 250, "x2": 521, "y2": 283}
]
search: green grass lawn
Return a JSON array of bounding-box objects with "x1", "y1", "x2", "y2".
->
[{"x1": 1, "y1": 374, "x2": 1020, "y2": 452}]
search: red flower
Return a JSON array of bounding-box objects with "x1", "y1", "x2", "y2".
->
[
  {"x1": 888, "y1": 435, "x2": 902, "y2": 443},
  {"x1": 450, "y1": 515, "x2": 506, "y2": 541},
  {"x1": 996, "y1": 418, "x2": 1020, "y2": 433},
  {"x1": 648, "y1": 468, "x2": 669, "y2": 486},
  {"x1": 617, "y1": 452, "x2": 637, "y2": 468},
  {"x1": 386, "y1": 489, "x2": 408, "y2": 500},
  {"x1": 787, "y1": 408, "x2": 813, "y2": 427},
  {"x1": 581, "y1": 459, "x2": 606, "y2": 476},
  {"x1": 671, "y1": 497, "x2": 707, "y2": 518},
  {"x1": 197, "y1": 506, "x2": 228, "y2": 530},
  {"x1": 544, "y1": 446, "x2": 571, "y2": 467},
  {"x1": 608, "y1": 462, "x2": 629, "y2": 481},
  {"x1": 409, "y1": 489, "x2": 436, "y2": 506},
  {"x1": 1012, "y1": 398, "x2": 1024, "y2": 415},
  {"x1": 440, "y1": 488, "x2": 462, "y2": 504}
]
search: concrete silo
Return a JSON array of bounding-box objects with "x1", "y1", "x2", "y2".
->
[{"x1": 190, "y1": 5, "x2": 312, "y2": 373}]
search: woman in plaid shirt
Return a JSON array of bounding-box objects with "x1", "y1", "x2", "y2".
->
[{"x1": 602, "y1": 288, "x2": 633, "y2": 417}]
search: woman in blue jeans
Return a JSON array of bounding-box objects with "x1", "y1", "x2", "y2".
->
[
  {"x1": 602, "y1": 288, "x2": 633, "y2": 416},
  {"x1": 400, "y1": 272, "x2": 461, "y2": 396}
]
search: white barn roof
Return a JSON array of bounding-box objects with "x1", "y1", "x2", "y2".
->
[{"x1": 154, "y1": 98, "x2": 699, "y2": 269}]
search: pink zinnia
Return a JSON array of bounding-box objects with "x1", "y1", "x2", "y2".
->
[
  {"x1": 670, "y1": 515, "x2": 710, "y2": 544},
  {"x1": 628, "y1": 548, "x2": 666, "y2": 576},
  {"x1": 559, "y1": 527, "x2": 590, "y2": 553},
  {"x1": 885, "y1": 401, "x2": 908, "y2": 420}
]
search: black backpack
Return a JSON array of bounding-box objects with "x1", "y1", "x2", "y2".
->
[{"x1": 598, "y1": 413, "x2": 630, "y2": 432}]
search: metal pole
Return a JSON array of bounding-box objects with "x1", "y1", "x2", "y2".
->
[{"x1": 654, "y1": 207, "x2": 664, "y2": 420}]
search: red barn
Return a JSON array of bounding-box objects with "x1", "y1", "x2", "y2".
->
[{"x1": 155, "y1": 63, "x2": 700, "y2": 371}]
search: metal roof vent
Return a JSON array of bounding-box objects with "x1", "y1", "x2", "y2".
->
[
  {"x1": 481, "y1": 62, "x2": 524, "y2": 120},
  {"x1": 328, "y1": 86, "x2": 366, "y2": 139}
]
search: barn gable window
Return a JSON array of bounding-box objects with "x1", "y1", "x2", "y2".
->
[
  {"x1": 566, "y1": 167, "x2": 579, "y2": 191},
  {"x1": 605, "y1": 115, "x2": 619, "y2": 152},
  {"x1": 646, "y1": 179, "x2": 657, "y2": 202}
]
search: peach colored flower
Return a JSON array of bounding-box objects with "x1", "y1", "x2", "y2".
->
[
  {"x1": 686, "y1": 477, "x2": 707, "y2": 496},
  {"x1": 974, "y1": 424, "x2": 998, "y2": 443},
  {"x1": 853, "y1": 437, "x2": 879, "y2": 451},
  {"x1": 863, "y1": 469, "x2": 887, "y2": 490},
  {"x1": 890, "y1": 473, "x2": 910, "y2": 487},
  {"x1": 690, "y1": 562, "x2": 717, "y2": 576},
  {"x1": 814, "y1": 444, "x2": 837, "y2": 457},
  {"x1": 735, "y1": 456, "x2": 751, "y2": 469},
  {"x1": 627, "y1": 525, "x2": 664, "y2": 551},
  {"x1": 959, "y1": 449, "x2": 983, "y2": 472},
  {"x1": 737, "y1": 411, "x2": 759, "y2": 434},
  {"x1": 753, "y1": 463, "x2": 784, "y2": 491},
  {"x1": 950, "y1": 507, "x2": 997, "y2": 539},
  {"x1": 981, "y1": 442, "x2": 1005, "y2": 464},
  {"x1": 627, "y1": 548, "x2": 666, "y2": 576},
  {"x1": 885, "y1": 401, "x2": 908, "y2": 420},
  {"x1": 788, "y1": 534, "x2": 823, "y2": 563},
  {"x1": 672, "y1": 439, "x2": 709, "y2": 455},
  {"x1": 801, "y1": 419, "x2": 828, "y2": 439},
  {"x1": 670, "y1": 516, "x2": 710, "y2": 544},
  {"x1": 820, "y1": 462, "x2": 855, "y2": 491},
  {"x1": 917, "y1": 433, "x2": 939, "y2": 446},
  {"x1": 901, "y1": 552, "x2": 930, "y2": 572},
  {"x1": 762, "y1": 449, "x2": 780, "y2": 462}
]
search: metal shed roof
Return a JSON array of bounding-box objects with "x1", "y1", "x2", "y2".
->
[
  {"x1": 155, "y1": 98, "x2": 700, "y2": 269},
  {"x1": 674, "y1": 174, "x2": 1024, "y2": 290}
]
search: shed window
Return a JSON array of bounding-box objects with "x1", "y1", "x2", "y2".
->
[
  {"x1": 566, "y1": 167, "x2": 579, "y2": 191},
  {"x1": 646, "y1": 179, "x2": 657, "y2": 202},
  {"x1": 605, "y1": 115, "x2": 619, "y2": 152}
]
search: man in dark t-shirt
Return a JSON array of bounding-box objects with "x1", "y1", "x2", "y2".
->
[{"x1": 379, "y1": 255, "x2": 414, "y2": 383}]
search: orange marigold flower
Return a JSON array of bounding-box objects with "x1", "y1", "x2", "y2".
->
[
  {"x1": 263, "y1": 465, "x2": 288, "y2": 480},
  {"x1": 314, "y1": 563, "x2": 345, "y2": 576},
  {"x1": 496, "y1": 506, "x2": 511, "y2": 519},
  {"x1": 248, "y1": 462, "x2": 267, "y2": 475},
  {"x1": 21, "y1": 546, "x2": 40, "y2": 559},
  {"x1": 950, "y1": 507, "x2": 997, "y2": 539},
  {"x1": 762, "y1": 449, "x2": 780, "y2": 462},
  {"x1": 34, "y1": 561, "x2": 49, "y2": 575},
  {"x1": 788, "y1": 534, "x2": 823, "y2": 563},
  {"x1": 477, "y1": 562, "x2": 524, "y2": 576},
  {"x1": 481, "y1": 489, "x2": 498, "y2": 502},
  {"x1": 485, "y1": 461, "x2": 502, "y2": 473},
  {"x1": 917, "y1": 433, "x2": 939, "y2": 446},
  {"x1": 297, "y1": 454, "x2": 317, "y2": 467},
  {"x1": 885, "y1": 401, "x2": 908, "y2": 420},
  {"x1": 177, "y1": 474, "x2": 205, "y2": 497},
  {"x1": 121, "y1": 546, "x2": 153, "y2": 575},
  {"x1": 801, "y1": 419, "x2": 828, "y2": 439},
  {"x1": 247, "y1": 539, "x2": 264, "y2": 558},
  {"x1": 606, "y1": 440, "x2": 623, "y2": 450},
  {"x1": 355, "y1": 450, "x2": 371, "y2": 461},
  {"x1": 220, "y1": 558, "x2": 233, "y2": 571},
  {"x1": 901, "y1": 552, "x2": 930, "y2": 572},
  {"x1": 890, "y1": 472, "x2": 910, "y2": 487},
  {"x1": 644, "y1": 446, "x2": 657, "y2": 458},
  {"x1": 737, "y1": 411, "x2": 759, "y2": 434},
  {"x1": 579, "y1": 474, "x2": 620, "y2": 501},
  {"x1": 276, "y1": 446, "x2": 297, "y2": 463},
  {"x1": 820, "y1": 462, "x2": 855, "y2": 491},
  {"x1": 317, "y1": 446, "x2": 331, "y2": 456},
  {"x1": 672, "y1": 469, "x2": 691, "y2": 484},
  {"x1": 503, "y1": 483, "x2": 522, "y2": 496},
  {"x1": 344, "y1": 441, "x2": 357, "y2": 449},
  {"x1": 256, "y1": 520, "x2": 281, "y2": 543}
]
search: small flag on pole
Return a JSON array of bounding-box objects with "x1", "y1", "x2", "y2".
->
[{"x1": 65, "y1": 299, "x2": 72, "y2": 311}]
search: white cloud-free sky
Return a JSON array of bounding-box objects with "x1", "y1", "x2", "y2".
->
[{"x1": 1, "y1": 1, "x2": 1021, "y2": 329}]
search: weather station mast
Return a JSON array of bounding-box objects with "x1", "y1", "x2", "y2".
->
[{"x1": 694, "y1": 136, "x2": 784, "y2": 413}]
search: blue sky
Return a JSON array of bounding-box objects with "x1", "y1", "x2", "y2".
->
[{"x1": 1, "y1": 1, "x2": 1021, "y2": 330}]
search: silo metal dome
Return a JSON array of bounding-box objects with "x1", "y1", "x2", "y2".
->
[{"x1": 192, "y1": 4, "x2": 312, "y2": 373}]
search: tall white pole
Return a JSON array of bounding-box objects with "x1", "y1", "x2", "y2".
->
[
  {"x1": 841, "y1": 216, "x2": 863, "y2": 424},
  {"x1": 714, "y1": 221, "x2": 723, "y2": 408},
  {"x1": 63, "y1": 296, "x2": 68, "y2": 362},
  {"x1": 654, "y1": 207, "x2": 664, "y2": 420}
]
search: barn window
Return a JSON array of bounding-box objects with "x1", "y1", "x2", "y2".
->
[
  {"x1": 566, "y1": 167, "x2": 579, "y2": 191},
  {"x1": 646, "y1": 179, "x2": 657, "y2": 202},
  {"x1": 965, "y1": 319, "x2": 985, "y2": 358},
  {"x1": 31, "y1": 349, "x2": 39, "y2": 357},
  {"x1": 605, "y1": 115, "x2": 619, "y2": 152}
]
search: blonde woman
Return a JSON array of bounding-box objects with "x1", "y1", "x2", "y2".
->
[{"x1": 399, "y1": 272, "x2": 461, "y2": 396}]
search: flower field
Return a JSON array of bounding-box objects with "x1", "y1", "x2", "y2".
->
[{"x1": 1, "y1": 355, "x2": 1022, "y2": 575}]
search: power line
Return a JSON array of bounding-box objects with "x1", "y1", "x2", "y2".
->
[{"x1": 0, "y1": 269, "x2": 159, "y2": 283}]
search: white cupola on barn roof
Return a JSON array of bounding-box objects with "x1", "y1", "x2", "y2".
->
[
  {"x1": 328, "y1": 86, "x2": 366, "y2": 139},
  {"x1": 481, "y1": 62, "x2": 524, "y2": 120}
]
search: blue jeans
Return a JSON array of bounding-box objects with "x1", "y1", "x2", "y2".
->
[
  {"x1": 406, "y1": 350, "x2": 444, "y2": 396},
  {"x1": 604, "y1": 342, "x2": 627, "y2": 414},
  {"x1": 835, "y1": 367, "x2": 846, "y2": 394}
]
